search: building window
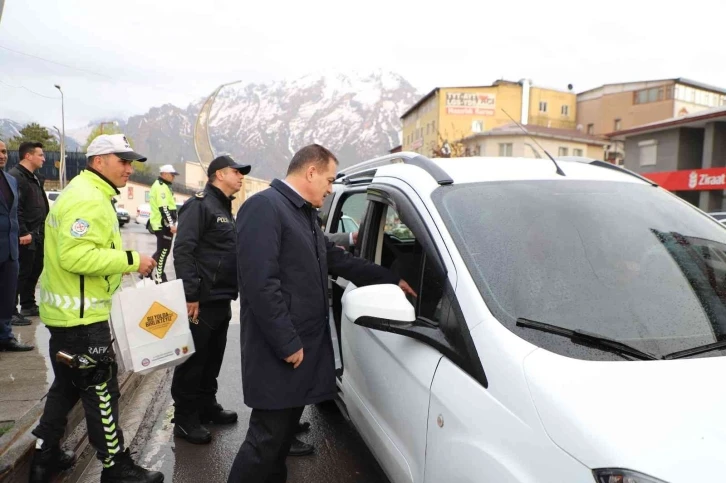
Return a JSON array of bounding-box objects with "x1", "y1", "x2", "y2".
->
[
  {"x1": 638, "y1": 140, "x2": 658, "y2": 166},
  {"x1": 539, "y1": 101, "x2": 548, "y2": 113},
  {"x1": 558, "y1": 147, "x2": 569, "y2": 156},
  {"x1": 614, "y1": 119, "x2": 622, "y2": 131},
  {"x1": 561, "y1": 105, "x2": 569, "y2": 116},
  {"x1": 587, "y1": 124, "x2": 594, "y2": 135},
  {"x1": 472, "y1": 120, "x2": 484, "y2": 133},
  {"x1": 634, "y1": 86, "x2": 670, "y2": 105},
  {"x1": 498, "y1": 143, "x2": 513, "y2": 157},
  {"x1": 573, "y1": 148, "x2": 583, "y2": 156}
]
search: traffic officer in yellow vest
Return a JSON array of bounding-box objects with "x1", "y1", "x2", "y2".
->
[
  {"x1": 149, "y1": 164, "x2": 179, "y2": 282},
  {"x1": 30, "y1": 134, "x2": 164, "y2": 483}
]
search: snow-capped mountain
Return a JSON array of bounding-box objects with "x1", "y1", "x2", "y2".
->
[
  {"x1": 0, "y1": 119, "x2": 23, "y2": 141},
  {"x1": 124, "y1": 70, "x2": 420, "y2": 180},
  {"x1": 0, "y1": 119, "x2": 81, "y2": 150}
]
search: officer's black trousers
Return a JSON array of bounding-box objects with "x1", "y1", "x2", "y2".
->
[
  {"x1": 152, "y1": 227, "x2": 173, "y2": 282},
  {"x1": 33, "y1": 323, "x2": 125, "y2": 467},
  {"x1": 16, "y1": 240, "x2": 44, "y2": 312},
  {"x1": 227, "y1": 406, "x2": 305, "y2": 483},
  {"x1": 171, "y1": 300, "x2": 231, "y2": 416}
]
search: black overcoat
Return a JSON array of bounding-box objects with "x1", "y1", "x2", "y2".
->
[{"x1": 236, "y1": 179, "x2": 399, "y2": 410}]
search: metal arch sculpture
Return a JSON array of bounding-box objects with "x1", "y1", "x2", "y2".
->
[{"x1": 192, "y1": 80, "x2": 242, "y2": 173}]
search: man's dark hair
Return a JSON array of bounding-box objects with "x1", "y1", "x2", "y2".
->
[
  {"x1": 287, "y1": 144, "x2": 338, "y2": 176},
  {"x1": 19, "y1": 142, "x2": 43, "y2": 160}
]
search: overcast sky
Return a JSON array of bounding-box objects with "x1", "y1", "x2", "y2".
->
[{"x1": 0, "y1": 0, "x2": 724, "y2": 129}]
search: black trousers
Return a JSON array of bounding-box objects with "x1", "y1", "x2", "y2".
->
[
  {"x1": 16, "y1": 240, "x2": 44, "y2": 313},
  {"x1": 0, "y1": 258, "x2": 18, "y2": 341},
  {"x1": 152, "y1": 227, "x2": 173, "y2": 282},
  {"x1": 171, "y1": 300, "x2": 231, "y2": 416},
  {"x1": 227, "y1": 406, "x2": 305, "y2": 483},
  {"x1": 33, "y1": 323, "x2": 124, "y2": 466}
]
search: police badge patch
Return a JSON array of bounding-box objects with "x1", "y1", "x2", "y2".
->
[{"x1": 70, "y1": 219, "x2": 90, "y2": 237}]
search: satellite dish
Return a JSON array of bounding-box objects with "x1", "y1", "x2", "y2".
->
[{"x1": 567, "y1": 84, "x2": 574, "y2": 91}]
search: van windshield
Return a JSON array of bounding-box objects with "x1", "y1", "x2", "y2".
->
[{"x1": 433, "y1": 180, "x2": 726, "y2": 360}]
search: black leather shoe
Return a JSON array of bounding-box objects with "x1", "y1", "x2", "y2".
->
[
  {"x1": 200, "y1": 403, "x2": 238, "y2": 425},
  {"x1": 288, "y1": 437, "x2": 314, "y2": 457},
  {"x1": 20, "y1": 305, "x2": 40, "y2": 317},
  {"x1": 101, "y1": 449, "x2": 164, "y2": 483},
  {"x1": 296, "y1": 421, "x2": 311, "y2": 434},
  {"x1": 0, "y1": 338, "x2": 34, "y2": 351},
  {"x1": 172, "y1": 415, "x2": 212, "y2": 445},
  {"x1": 11, "y1": 314, "x2": 31, "y2": 326},
  {"x1": 29, "y1": 444, "x2": 76, "y2": 483}
]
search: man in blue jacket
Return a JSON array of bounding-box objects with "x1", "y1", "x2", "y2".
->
[{"x1": 0, "y1": 140, "x2": 34, "y2": 351}]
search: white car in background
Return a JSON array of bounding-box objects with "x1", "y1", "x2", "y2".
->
[
  {"x1": 318, "y1": 152, "x2": 726, "y2": 483},
  {"x1": 46, "y1": 190, "x2": 61, "y2": 207},
  {"x1": 136, "y1": 202, "x2": 183, "y2": 233}
]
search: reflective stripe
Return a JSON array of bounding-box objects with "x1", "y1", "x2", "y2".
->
[{"x1": 95, "y1": 383, "x2": 120, "y2": 466}]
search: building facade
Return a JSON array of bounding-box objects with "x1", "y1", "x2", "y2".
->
[
  {"x1": 612, "y1": 107, "x2": 726, "y2": 211},
  {"x1": 459, "y1": 124, "x2": 606, "y2": 160},
  {"x1": 401, "y1": 80, "x2": 577, "y2": 157},
  {"x1": 578, "y1": 78, "x2": 726, "y2": 163}
]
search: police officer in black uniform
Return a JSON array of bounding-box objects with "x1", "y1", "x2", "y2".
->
[{"x1": 171, "y1": 155, "x2": 251, "y2": 444}]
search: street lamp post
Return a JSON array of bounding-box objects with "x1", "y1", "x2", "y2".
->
[{"x1": 54, "y1": 85, "x2": 66, "y2": 188}]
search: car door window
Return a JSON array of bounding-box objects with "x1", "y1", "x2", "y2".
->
[
  {"x1": 374, "y1": 203, "x2": 447, "y2": 323},
  {"x1": 334, "y1": 192, "x2": 366, "y2": 235}
]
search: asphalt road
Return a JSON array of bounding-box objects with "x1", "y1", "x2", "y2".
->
[{"x1": 120, "y1": 223, "x2": 391, "y2": 483}]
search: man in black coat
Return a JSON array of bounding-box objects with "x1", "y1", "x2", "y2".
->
[
  {"x1": 9, "y1": 141, "x2": 49, "y2": 324},
  {"x1": 171, "y1": 156, "x2": 251, "y2": 445},
  {"x1": 228, "y1": 144, "x2": 416, "y2": 483}
]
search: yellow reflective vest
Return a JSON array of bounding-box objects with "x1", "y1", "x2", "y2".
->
[{"x1": 39, "y1": 169, "x2": 140, "y2": 327}]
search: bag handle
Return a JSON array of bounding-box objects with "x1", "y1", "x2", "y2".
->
[{"x1": 119, "y1": 270, "x2": 162, "y2": 291}]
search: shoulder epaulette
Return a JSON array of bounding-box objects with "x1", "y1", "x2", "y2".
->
[{"x1": 195, "y1": 191, "x2": 206, "y2": 199}]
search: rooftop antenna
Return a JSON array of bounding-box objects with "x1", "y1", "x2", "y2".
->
[{"x1": 502, "y1": 109, "x2": 566, "y2": 176}]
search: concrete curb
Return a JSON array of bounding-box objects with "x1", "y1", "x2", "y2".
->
[
  {"x1": 71, "y1": 368, "x2": 172, "y2": 483},
  {"x1": 0, "y1": 368, "x2": 171, "y2": 483}
]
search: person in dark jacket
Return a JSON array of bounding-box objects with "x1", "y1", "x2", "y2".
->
[
  {"x1": 0, "y1": 140, "x2": 34, "y2": 352},
  {"x1": 9, "y1": 141, "x2": 49, "y2": 325},
  {"x1": 171, "y1": 155, "x2": 251, "y2": 445},
  {"x1": 228, "y1": 144, "x2": 416, "y2": 483}
]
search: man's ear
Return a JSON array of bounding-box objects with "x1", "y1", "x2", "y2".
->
[{"x1": 306, "y1": 164, "x2": 316, "y2": 181}]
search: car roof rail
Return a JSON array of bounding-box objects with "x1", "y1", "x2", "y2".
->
[
  {"x1": 337, "y1": 151, "x2": 454, "y2": 185},
  {"x1": 557, "y1": 156, "x2": 657, "y2": 187}
]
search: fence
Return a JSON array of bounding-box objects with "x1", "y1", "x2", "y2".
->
[{"x1": 4, "y1": 151, "x2": 197, "y2": 196}]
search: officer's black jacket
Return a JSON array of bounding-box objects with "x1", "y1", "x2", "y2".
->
[
  {"x1": 8, "y1": 164, "x2": 48, "y2": 240},
  {"x1": 173, "y1": 183, "x2": 238, "y2": 303}
]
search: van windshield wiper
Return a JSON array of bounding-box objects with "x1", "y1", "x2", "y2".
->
[
  {"x1": 663, "y1": 340, "x2": 726, "y2": 360},
  {"x1": 516, "y1": 318, "x2": 659, "y2": 361}
]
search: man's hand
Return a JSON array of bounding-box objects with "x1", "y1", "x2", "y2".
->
[
  {"x1": 170, "y1": 225, "x2": 178, "y2": 234},
  {"x1": 19, "y1": 234, "x2": 32, "y2": 246},
  {"x1": 351, "y1": 231, "x2": 359, "y2": 245},
  {"x1": 399, "y1": 279, "x2": 417, "y2": 298},
  {"x1": 285, "y1": 348, "x2": 304, "y2": 369},
  {"x1": 137, "y1": 255, "x2": 157, "y2": 277},
  {"x1": 187, "y1": 302, "x2": 199, "y2": 321}
]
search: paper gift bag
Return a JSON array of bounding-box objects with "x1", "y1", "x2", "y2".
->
[{"x1": 110, "y1": 277, "x2": 194, "y2": 375}]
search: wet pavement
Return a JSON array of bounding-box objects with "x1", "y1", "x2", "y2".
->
[{"x1": 121, "y1": 223, "x2": 390, "y2": 483}]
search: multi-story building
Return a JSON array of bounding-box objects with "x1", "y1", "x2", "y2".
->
[
  {"x1": 400, "y1": 80, "x2": 577, "y2": 157},
  {"x1": 459, "y1": 124, "x2": 607, "y2": 160},
  {"x1": 577, "y1": 78, "x2": 726, "y2": 163}
]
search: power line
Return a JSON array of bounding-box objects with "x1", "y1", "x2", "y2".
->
[
  {"x1": 0, "y1": 44, "x2": 115, "y2": 80},
  {"x1": 0, "y1": 43, "x2": 210, "y2": 100},
  {"x1": 0, "y1": 78, "x2": 59, "y2": 99}
]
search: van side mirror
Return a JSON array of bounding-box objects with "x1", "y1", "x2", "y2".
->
[{"x1": 343, "y1": 284, "x2": 415, "y2": 329}]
